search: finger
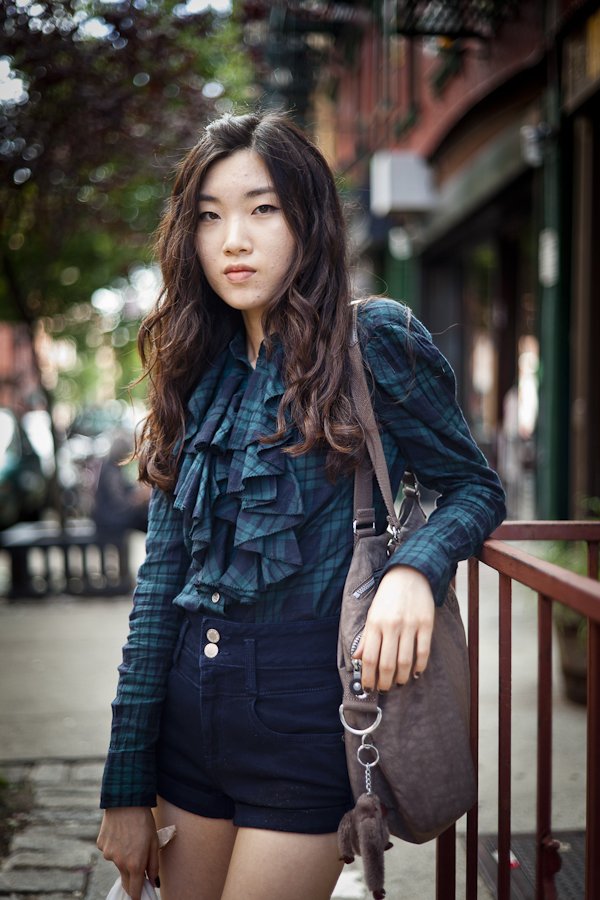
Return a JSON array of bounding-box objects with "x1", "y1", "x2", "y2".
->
[
  {"x1": 395, "y1": 628, "x2": 417, "y2": 684},
  {"x1": 375, "y1": 632, "x2": 400, "y2": 692},
  {"x1": 414, "y1": 621, "x2": 433, "y2": 677},
  {"x1": 359, "y1": 628, "x2": 382, "y2": 692},
  {"x1": 147, "y1": 838, "x2": 160, "y2": 887},
  {"x1": 128, "y1": 869, "x2": 145, "y2": 900}
]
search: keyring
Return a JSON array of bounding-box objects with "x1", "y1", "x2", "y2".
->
[{"x1": 357, "y1": 742, "x2": 380, "y2": 767}]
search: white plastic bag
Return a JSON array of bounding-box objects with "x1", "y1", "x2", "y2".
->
[
  {"x1": 105, "y1": 826, "x2": 176, "y2": 900},
  {"x1": 106, "y1": 876, "x2": 158, "y2": 900}
]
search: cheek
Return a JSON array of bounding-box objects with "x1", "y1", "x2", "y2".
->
[
  {"x1": 195, "y1": 233, "x2": 215, "y2": 273},
  {"x1": 194, "y1": 232, "x2": 204, "y2": 263},
  {"x1": 275, "y1": 229, "x2": 297, "y2": 270}
]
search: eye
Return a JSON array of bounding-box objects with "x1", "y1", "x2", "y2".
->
[
  {"x1": 253, "y1": 203, "x2": 278, "y2": 215},
  {"x1": 198, "y1": 210, "x2": 220, "y2": 221}
]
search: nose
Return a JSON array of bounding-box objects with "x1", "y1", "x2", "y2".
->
[{"x1": 222, "y1": 216, "x2": 251, "y2": 255}]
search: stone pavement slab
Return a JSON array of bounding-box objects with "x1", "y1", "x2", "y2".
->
[
  {"x1": 82, "y1": 851, "x2": 119, "y2": 900},
  {"x1": 1, "y1": 894, "x2": 77, "y2": 899},
  {"x1": 0, "y1": 760, "x2": 108, "y2": 900},
  {"x1": 0, "y1": 869, "x2": 86, "y2": 894}
]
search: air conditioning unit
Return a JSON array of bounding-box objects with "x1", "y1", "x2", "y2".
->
[{"x1": 370, "y1": 151, "x2": 437, "y2": 216}]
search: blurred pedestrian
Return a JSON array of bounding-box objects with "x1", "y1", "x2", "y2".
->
[
  {"x1": 92, "y1": 432, "x2": 149, "y2": 536},
  {"x1": 97, "y1": 112, "x2": 505, "y2": 900}
]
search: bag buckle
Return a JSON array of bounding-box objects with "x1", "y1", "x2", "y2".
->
[
  {"x1": 339, "y1": 704, "x2": 383, "y2": 736},
  {"x1": 353, "y1": 518, "x2": 376, "y2": 536},
  {"x1": 386, "y1": 516, "x2": 401, "y2": 542}
]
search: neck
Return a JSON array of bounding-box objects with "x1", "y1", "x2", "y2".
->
[{"x1": 242, "y1": 311, "x2": 264, "y2": 369}]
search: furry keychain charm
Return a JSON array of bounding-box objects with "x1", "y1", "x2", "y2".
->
[{"x1": 337, "y1": 791, "x2": 393, "y2": 899}]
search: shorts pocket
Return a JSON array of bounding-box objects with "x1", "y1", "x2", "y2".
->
[{"x1": 247, "y1": 680, "x2": 344, "y2": 744}]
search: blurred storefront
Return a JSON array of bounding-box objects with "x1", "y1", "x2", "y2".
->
[
  {"x1": 241, "y1": 0, "x2": 600, "y2": 521},
  {"x1": 562, "y1": 1, "x2": 600, "y2": 518}
]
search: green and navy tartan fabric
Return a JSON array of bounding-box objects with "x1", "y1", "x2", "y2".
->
[{"x1": 101, "y1": 299, "x2": 505, "y2": 808}]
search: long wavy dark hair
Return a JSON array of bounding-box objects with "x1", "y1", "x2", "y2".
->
[{"x1": 137, "y1": 111, "x2": 366, "y2": 490}]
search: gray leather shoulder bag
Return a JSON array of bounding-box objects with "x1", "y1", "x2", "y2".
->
[{"x1": 337, "y1": 306, "x2": 476, "y2": 856}]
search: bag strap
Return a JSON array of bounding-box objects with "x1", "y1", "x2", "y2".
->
[
  {"x1": 348, "y1": 303, "x2": 402, "y2": 536},
  {"x1": 349, "y1": 303, "x2": 425, "y2": 539}
]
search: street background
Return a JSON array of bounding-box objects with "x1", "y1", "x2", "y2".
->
[{"x1": 1, "y1": 1, "x2": 598, "y2": 896}]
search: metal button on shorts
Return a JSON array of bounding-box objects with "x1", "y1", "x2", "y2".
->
[
  {"x1": 206, "y1": 628, "x2": 221, "y2": 643},
  {"x1": 204, "y1": 643, "x2": 219, "y2": 658}
]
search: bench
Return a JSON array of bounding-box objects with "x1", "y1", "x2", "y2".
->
[{"x1": 0, "y1": 519, "x2": 133, "y2": 599}]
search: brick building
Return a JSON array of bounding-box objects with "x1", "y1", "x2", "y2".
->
[{"x1": 242, "y1": 0, "x2": 600, "y2": 520}]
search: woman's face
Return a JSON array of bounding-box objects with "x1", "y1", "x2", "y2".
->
[{"x1": 195, "y1": 149, "x2": 297, "y2": 324}]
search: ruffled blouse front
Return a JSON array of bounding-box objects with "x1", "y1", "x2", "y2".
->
[{"x1": 172, "y1": 330, "x2": 306, "y2": 610}]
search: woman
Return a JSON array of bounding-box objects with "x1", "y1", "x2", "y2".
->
[{"x1": 97, "y1": 111, "x2": 505, "y2": 900}]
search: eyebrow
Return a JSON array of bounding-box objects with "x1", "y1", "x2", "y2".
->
[{"x1": 197, "y1": 186, "x2": 277, "y2": 202}]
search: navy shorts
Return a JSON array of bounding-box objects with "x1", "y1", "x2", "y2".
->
[{"x1": 156, "y1": 614, "x2": 353, "y2": 834}]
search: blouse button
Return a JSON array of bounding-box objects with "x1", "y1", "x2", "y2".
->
[{"x1": 211, "y1": 592, "x2": 220, "y2": 604}]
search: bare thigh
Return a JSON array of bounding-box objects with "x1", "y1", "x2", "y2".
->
[
  {"x1": 153, "y1": 796, "x2": 237, "y2": 900},
  {"x1": 221, "y1": 827, "x2": 343, "y2": 900}
]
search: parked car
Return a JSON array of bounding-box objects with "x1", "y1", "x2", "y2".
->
[{"x1": 0, "y1": 408, "x2": 50, "y2": 529}]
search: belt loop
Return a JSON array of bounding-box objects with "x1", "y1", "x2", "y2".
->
[
  {"x1": 244, "y1": 638, "x2": 257, "y2": 694},
  {"x1": 172, "y1": 616, "x2": 190, "y2": 666}
]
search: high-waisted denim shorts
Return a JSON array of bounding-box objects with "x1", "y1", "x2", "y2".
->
[{"x1": 155, "y1": 614, "x2": 353, "y2": 834}]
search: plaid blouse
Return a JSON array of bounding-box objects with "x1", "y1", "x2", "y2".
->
[{"x1": 101, "y1": 299, "x2": 505, "y2": 808}]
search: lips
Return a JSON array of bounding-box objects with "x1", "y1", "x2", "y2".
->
[{"x1": 224, "y1": 265, "x2": 256, "y2": 283}]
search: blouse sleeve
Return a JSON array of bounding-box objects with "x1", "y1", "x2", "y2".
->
[
  {"x1": 100, "y1": 487, "x2": 190, "y2": 808},
  {"x1": 361, "y1": 300, "x2": 506, "y2": 606}
]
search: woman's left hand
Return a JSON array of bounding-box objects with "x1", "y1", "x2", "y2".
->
[{"x1": 353, "y1": 565, "x2": 435, "y2": 692}]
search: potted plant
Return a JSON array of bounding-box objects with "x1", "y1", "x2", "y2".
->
[
  {"x1": 548, "y1": 502, "x2": 599, "y2": 705},
  {"x1": 553, "y1": 601, "x2": 587, "y2": 705}
]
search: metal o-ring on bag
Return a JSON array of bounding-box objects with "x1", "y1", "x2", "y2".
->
[{"x1": 338, "y1": 703, "x2": 382, "y2": 736}]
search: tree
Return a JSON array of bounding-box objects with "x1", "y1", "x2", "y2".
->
[{"x1": 0, "y1": 0, "x2": 252, "y2": 325}]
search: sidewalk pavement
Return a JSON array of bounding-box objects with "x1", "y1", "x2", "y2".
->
[
  {"x1": 0, "y1": 758, "x2": 119, "y2": 900},
  {"x1": 0, "y1": 547, "x2": 588, "y2": 899}
]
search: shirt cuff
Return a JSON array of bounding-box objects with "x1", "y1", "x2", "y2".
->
[{"x1": 100, "y1": 750, "x2": 157, "y2": 809}]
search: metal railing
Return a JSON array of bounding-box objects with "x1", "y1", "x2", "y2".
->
[{"x1": 436, "y1": 520, "x2": 600, "y2": 900}]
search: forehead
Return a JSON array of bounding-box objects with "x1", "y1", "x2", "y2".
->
[{"x1": 200, "y1": 149, "x2": 272, "y2": 194}]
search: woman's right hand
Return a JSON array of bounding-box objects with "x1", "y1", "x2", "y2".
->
[{"x1": 97, "y1": 807, "x2": 159, "y2": 900}]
